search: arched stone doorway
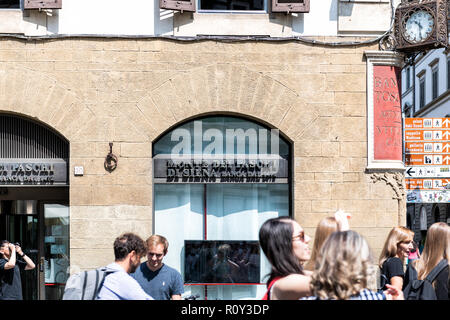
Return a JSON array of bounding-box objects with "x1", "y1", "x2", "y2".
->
[{"x1": 0, "y1": 113, "x2": 69, "y2": 300}]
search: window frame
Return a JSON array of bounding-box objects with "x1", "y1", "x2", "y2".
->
[
  {"x1": 447, "y1": 56, "x2": 450, "y2": 90},
  {"x1": 419, "y1": 76, "x2": 426, "y2": 109},
  {"x1": 406, "y1": 67, "x2": 411, "y2": 90},
  {"x1": 431, "y1": 65, "x2": 439, "y2": 100}
]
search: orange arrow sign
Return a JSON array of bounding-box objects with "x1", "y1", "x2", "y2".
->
[{"x1": 406, "y1": 178, "x2": 450, "y2": 190}]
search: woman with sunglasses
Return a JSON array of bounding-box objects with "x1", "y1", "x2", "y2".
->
[
  {"x1": 259, "y1": 217, "x2": 312, "y2": 300},
  {"x1": 378, "y1": 226, "x2": 414, "y2": 292}
]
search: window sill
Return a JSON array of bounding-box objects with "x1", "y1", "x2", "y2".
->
[{"x1": 173, "y1": 12, "x2": 292, "y2": 37}]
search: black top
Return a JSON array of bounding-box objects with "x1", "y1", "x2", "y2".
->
[
  {"x1": 0, "y1": 258, "x2": 27, "y2": 300},
  {"x1": 404, "y1": 264, "x2": 449, "y2": 300},
  {"x1": 381, "y1": 257, "x2": 405, "y2": 289}
]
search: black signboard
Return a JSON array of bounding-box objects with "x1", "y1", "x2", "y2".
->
[{"x1": 0, "y1": 160, "x2": 68, "y2": 186}]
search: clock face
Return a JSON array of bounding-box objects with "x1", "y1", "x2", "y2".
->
[{"x1": 404, "y1": 10, "x2": 434, "y2": 43}]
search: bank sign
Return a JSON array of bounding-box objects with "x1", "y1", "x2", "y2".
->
[
  {"x1": 153, "y1": 157, "x2": 288, "y2": 184},
  {"x1": 0, "y1": 160, "x2": 68, "y2": 186}
]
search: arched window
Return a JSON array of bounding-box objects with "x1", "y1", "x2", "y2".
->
[
  {"x1": 152, "y1": 115, "x2": 291, "y2": 300},
  {"x1": 420, "y1": 206, "x2": 428, "y2": 231}
]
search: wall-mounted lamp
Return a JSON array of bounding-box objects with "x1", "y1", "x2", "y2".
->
[{"x1": 104, "y1": 142, "x2": 118, "y2": 173}]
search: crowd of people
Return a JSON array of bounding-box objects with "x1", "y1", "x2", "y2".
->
[
  {"x1": 259, "y1": 213, "x2": 449, "y2": 300},
  {"x1": 0, "y1": 211, "x2": 449, "y2": 300}
]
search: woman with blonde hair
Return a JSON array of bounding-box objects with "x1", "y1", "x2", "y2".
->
[
  {"x1": 304, "y1": 210, "x2": 351, "y2": 271},
  {"x1": 378, "y1": 226, "x2": 414, "y2": 291},
  {"x1": 304, "y1": 230, "x2": 403, "y2": 300},
  {"x1": 404, "y1": 222, "x2": 450, "y2": 300}
]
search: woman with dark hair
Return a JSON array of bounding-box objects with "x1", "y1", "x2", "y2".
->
[{"x1": 259, "y1": 217, "x2": 312, "y2": 300}]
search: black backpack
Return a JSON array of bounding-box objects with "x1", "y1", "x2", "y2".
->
[
  {"x1": 378, "y1": 257, "x2": 391, "y2": 292},
  {"x1": 403, "y1": 259, "x2": 448, "y2": 300}
]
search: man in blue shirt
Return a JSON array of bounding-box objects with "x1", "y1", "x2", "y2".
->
[
  {"x1": 96, "y1": 233, "x2": 154, "y2": 300},
  {"x1": 132, "y1": 235, "x2": 184, "y2": 300}
]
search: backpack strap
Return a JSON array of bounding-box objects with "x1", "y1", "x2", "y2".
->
[
  {"x1": 91, "y1": 267, "x2": 119, "y2": 300},
  {"x1": 91, "y1": 269, "x2": 100, "y2": 300},
  {"x1": 424, "y1": 259, "x2": 448, "y2": 283},
  {"x1": 81, "y1": 271, "x2": 88, "y2": 300},
  {"x1": 407, "y1": 262, "x2": 419, "y2": 282}
]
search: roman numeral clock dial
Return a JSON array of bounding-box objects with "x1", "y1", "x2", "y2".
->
[{"x1": 404, "y1": 10, "x2": 434, "y2": 43}]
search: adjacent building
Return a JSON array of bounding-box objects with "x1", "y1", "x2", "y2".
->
[{"x1": 401, "y1": 46, "x2": 450, "y2": 247}]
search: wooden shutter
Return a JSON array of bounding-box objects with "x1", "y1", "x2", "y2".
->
[
  {"x1": 23, "y1": 0, "x2": 62, "y2": 9},
  {"x1": 271, "y1": 0, "x2": 309, "y2": 13},
  {"x1": 160, "y1": 0, "x2": 195, "y2": 12}
]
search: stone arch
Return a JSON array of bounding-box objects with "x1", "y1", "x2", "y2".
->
[
  {"x1": 0, "y1": 66, "x2": 97, "y2": 143},
  {"x1": 123, "y1": 63, "x2": 319, "y2": 143}
]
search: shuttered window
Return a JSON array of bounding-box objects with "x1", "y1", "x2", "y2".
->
[
  {"x1": 419, "y1": 77, "x2": 426, "y2": 109},
  {"x1": 271, "y1": 0, "x2": 309, "y2": 13},
  {"x1": 23, "y1": 0, "x2": 62, "y2": 9},
  {"x1": 160, "y1": 0, "x2": 196, "y2": 12},
  {"x1": 0, "y1": 114, "x2": 68, "y2": 159},
  {"x1": 432, "y1": 67, "x2": 439, "y2": 100}
]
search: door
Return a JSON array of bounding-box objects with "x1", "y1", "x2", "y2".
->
[
  {"x1": 39, "y1": 202, "x2": 70, "y2": 300},
  {"x1": 0, "y1": 200, "x2": 70, "y2": 300},
  {"x1": 0, "y1": 200, "x2": 39, "y2": 300}
]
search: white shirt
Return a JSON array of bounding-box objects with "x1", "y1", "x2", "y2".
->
[{"x1": 96, "y1": 263, "x2": 154, "y2": 300}]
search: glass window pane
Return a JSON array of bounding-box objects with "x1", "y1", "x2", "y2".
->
[
  {"x1": 200, "y1": 0, "x2": 264, "y2": 10},
  {"x1": 206, "y1": 184, "x2": 288, "y2": 286},
  {"x1": 154, "y1": 184, "x2": 204, "y2": 277},
  {"x1": 44, "y1": 204, "x2": 69, "y2": 300},
  {"x1": 154, "y1": 116, "x2": 289, "y2": 158},
  {"x1": 0, "y1": 0, "x2": 20, "y2": 8}
]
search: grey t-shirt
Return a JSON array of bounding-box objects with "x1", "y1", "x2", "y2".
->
[
  {"x1": 0, "y1": 258, "x2": 27, "y2": 300},
  {"x1": 131, "y1": 263, "x2": 184, "y2": 300}
]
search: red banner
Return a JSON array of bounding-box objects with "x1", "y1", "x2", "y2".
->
[{"x1": 373, "y1": 66, "x2": 402, "y2": 161}]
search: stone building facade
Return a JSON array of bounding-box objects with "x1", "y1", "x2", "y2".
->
[
  {"x1": 0, "y1": 38, "x2": 404, "y2": 258},
  {"x1": 0, "y1": 0, "x2": 408, "y2": 300}
]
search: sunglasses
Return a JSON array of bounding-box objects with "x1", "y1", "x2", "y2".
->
[
  {"x1": 148, "y1": 252, "x2": 164, "y2": 259},
  {"x1": 292, "y1": 231, "x2": 305, "y2": 242}
]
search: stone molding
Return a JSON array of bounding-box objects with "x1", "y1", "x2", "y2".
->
[{"x1": 364, "y1": 50, "x2": 405, "y2": 171}]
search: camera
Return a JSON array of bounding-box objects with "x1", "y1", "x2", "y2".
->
[{"x1": 14, "y1": 242, "x2": 20, "y2": 247}]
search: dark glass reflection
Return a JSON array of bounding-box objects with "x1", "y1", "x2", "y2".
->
[
  {"x1": 200, "y1": 0, "x2": 264, "y2": 10},
  {"x1": 0, "y1": 0, "x2": 20, "y2": 8},
  {"x1": 185, "y1": 240, "x2": 260, "y2": 284}
]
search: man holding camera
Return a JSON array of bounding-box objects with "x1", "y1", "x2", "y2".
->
[{"x1": 0, "y1": 240, "x2": 35, "y2": 300}]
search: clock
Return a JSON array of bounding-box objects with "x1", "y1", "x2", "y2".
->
[
  {"x1": 403, "y1": 9, "x2": 434, "y2": 43},
  {"x1": 392, "y1": 0, "x2": 448, "y2": 53}
]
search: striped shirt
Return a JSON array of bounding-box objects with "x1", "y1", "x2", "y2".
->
[{"x1": 302, "y1": 289, "x2": 386, "y2": 300}]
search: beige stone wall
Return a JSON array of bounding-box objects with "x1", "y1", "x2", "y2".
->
[{"x1": 0, "y1": 37, "x2": 402, "y2": 270}]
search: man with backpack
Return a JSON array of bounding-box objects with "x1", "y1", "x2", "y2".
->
[{"x1": 63, "y1": 232, "x2": 154, "y2": 300}]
